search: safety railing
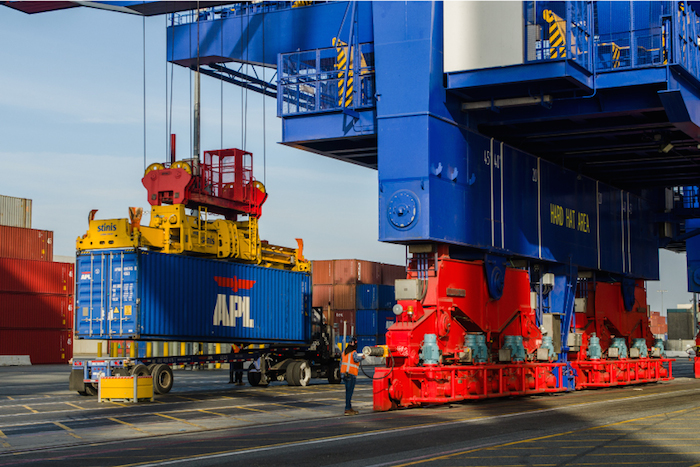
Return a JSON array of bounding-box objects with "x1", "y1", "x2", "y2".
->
[
  {"x1": 278, "y1": 43, "x2": 375, "y2": 116},
  {"x1": 526, "y1": 1, "x2": 700, "y2": 82},
  {"x1": 171, "y1": 2, "x2": 330, "y2": 25}
]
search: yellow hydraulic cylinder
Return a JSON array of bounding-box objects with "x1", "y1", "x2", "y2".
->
[
  {"x1": 146, "y1": 342, "x2": 153, "y2": 358},
  {"x1": 163, "y1": 342, "x2": 169, "y2": 357},
  {"x1": 215, "y1": 343, "x2": 221, "y2": 369},
  {"x1": 130, "y1": 342, "x2": 137, "y2": 358},
  {"x1": 97, "y1": 342, "x2": 102, "y2": 358}
]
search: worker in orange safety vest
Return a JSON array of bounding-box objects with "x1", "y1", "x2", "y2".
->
[{"x1": 340, "y1": 336, "x2": 365, "y2": 416}]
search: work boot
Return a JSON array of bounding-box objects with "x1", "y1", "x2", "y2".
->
[{"x1": 344, "y1": 409, "x2": 353, "y2": 416}]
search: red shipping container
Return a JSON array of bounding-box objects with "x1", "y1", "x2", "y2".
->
[
  {"x1": 312, "y1": 260, "x2": 334, "y2": 285},
  {"x1": 0, "y1": 329, "x2": 72, "y2": 364},
  {"x1": 333, "y1": 259, "x2": 382, "y2": 285},
  {"x1": 382, "y1": 263, "x2": 407, "y2": 286},
  {"x1": 0, "y1": 225, "x2": 53, "y2": 262},
  {"x1": 332, "y1": 310, "x2": 356, "y2": 334},
  {"x1": 312, "y1": 284, "x2": 333, "y2": 308},
  {"x1": 0, "y1": 293, "x2": 73, "y2": 329},
  {"x1": 0, "y1": 258, "x2": 73, "y2": 295},
  {"x1": 332, "y1": 284, "x2": 357, "y2": 310}
]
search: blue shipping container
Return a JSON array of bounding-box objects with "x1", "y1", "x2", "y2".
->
[
  {"x1": 357, "y1": 335, "x2": 376, "y2": 349},
  {"x1": 378, "y1": 285, "x2": 395, "y2": 310},
  {"x1": 378, "y1": 310, "x2": 396, "y2": 334},
  {"x1": 356, "y1": 284, "x2": 378, "y2": 310},
  {"x1": 75, "y1": 249, "x2": 311, "y2": 344},
  {"x1": 356, "y1": 309, "x2": 378, "y2": 335}
]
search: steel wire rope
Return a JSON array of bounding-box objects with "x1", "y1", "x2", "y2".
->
[
  {"x1": 189, "y1": 9, "x2": 192, "y2": 158},
  {"x1": 168, "y1": 13, "x2": 175, "y2": 155},
  {"x1": 220, "y1": 7, "x2": 224, "y2": 151},
  {"x1": 143, "y1": 13, "x2": 147, "y2": 171},
  {"x1": 262, "y1": 3, "x2": 266, "y2": 185}
]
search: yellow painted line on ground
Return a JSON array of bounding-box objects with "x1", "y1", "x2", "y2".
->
[
  {"x1": 235, "y1": 405, "x2": 268, "y2": 413},
  {"x1": 0, "y1": 429, "x2": 10, "y2": 448},
  {"x1": 197, "y1": 409, "x2": 248, "y2": 422},
  {"x1": 5, "y1": 397, "x2": 13, "y2": 401},
  {"x1": 154, "y1": 413, "x2": 205, "y2": 429},
  {"x1": 110, "y1": 402, "x2": 128, "y2": 407},
  {"x1": 64, "y1": 402, "x2": 86, "y2": 410},
  {"x1": 22, "y1": 405, "x2": 38, "y2": 414},
  {"x1": 108, "y1": 417, "x2": 149, "y2": 434},
  {"x1": 175, "y1": 396, "x2": 201, "y2": 402},
  {"x1": 391, "y1": 405, "x2": 700, "y2": 467},
  {"x1": 271, "y1": 403, "x2": 309, "y2": 410},
  {"x1": 53, "y1": 421, "x2": 81, "y2": 439}
]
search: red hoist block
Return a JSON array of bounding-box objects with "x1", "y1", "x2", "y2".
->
[{"x1": 695, "y1": 357, "x2": 700, "y2": 379}]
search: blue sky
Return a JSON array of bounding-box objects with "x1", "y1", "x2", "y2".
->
[
  {"x1": 0, "y1": 5, "x2": 692, "y2": 314},
  {"x1": 0, "y1": 6, "x2": 405, "y2": 267}
]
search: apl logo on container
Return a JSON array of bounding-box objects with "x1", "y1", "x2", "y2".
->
[
  {"x1": 212, "y1": 276, "x2": 256, "y2": 328},
  {"x1": 80, "y1": 272, "x2": 91, "y2": 281}
]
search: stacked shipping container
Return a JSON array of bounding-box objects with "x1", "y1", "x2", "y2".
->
[
  {"x1": 312, "y1": 259, "x2": 405, "y2": 348},
  {"x1": 0, "y1": 195, "x2": 74, "y2": 364},
  {"x1": 649, "y1": 311, "x2": 668, "y2": 337}
]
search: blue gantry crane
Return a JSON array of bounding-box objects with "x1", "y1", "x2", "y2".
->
[{"x1": 9, "y1": 0, "x2": 700, "y2": 406}]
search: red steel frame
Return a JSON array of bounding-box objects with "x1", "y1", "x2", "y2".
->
[{"x1": 373, "y1": 249, "x2": 675, "y2": 412}]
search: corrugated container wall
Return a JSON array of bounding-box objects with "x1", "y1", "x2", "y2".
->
[
  {"x1": 356, "y1": 285, "x2": 379, "y2": 310},
  {"x1": 0, "y1": 195, "x2": 31, "y2": 228},
  {"x1": 312, "y1": 284, "x2": 333, "y2": 308},
  {"x1": 312, "y1": 260, "x2": 334, "y2": 285},
  {"x1": 332, "y1": 284, "x2": 357, "y2": 310},
  {"x1": 333, "y1": 260, "x2": 382, "y2": 285},
  {"x1": 0, "y1": 225, "x2": 53, "y2": 261},
  {"x1": 0, "y1": 329, "x2": 72, "y2": 364},
  {"x1": 382, "y1": 263, "x2": 406, "y2": 286},
  {"x1": 332, "y1": 310, "x2": 356, "y2": 334},
  {"x1": 0, "y1": 293, "x2": 73, "y2": 329},
  {"x1": 0, "y1": 258, "x2": 74, "y2": 295},
  {"x1": 75, "y1": 250, "x2": 311, "y2": 343},
  {"x1": 356, "y1": 309, "x2": 378, "y2": 335}
]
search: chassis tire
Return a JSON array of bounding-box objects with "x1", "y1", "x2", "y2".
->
[
  {"x1": 328, "y1": 364, "x2": 342, "y2": 384},
  {"x1": 130, "y1": 363, "x2": 150, "y2": 377},
  {"x1": 151, "y1": 364, "x2": 174, "y2": 394},
  {"x1": 296, "y1": 360, "x2": 311, "y2": 387},
  {"x1": 248, "y1": 367, "x2": 265, "y2": 387},
  {"x1": 286, "y1": 361, "x2": 300, "y2": 386},
  {"x1": 84, "y1": 383, "x2": 98, "y2": 396}
]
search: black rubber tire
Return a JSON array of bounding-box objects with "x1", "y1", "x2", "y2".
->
[
  {"x1": 151, "y1": 364, "x2": 174, "y2": 394},
  {"x1": 248, "y1": 367, "x2": 263, "y2": 387},
  {"x1": 286, "y1": 361, "x2": 300, "y2": 386},
  {"x1": 130, "y1": 363, "x2": 150, "y2": 377},
  {"x1": 85, "y1": 383, "x2": 98, "y2": 396},
  {"x1": 112, "y1": 368, "x2": 129, "y2": 377},
  {"x1": 147, "y1": 364, "x2": 157, "y2": 375},
  {"x1": 328, "y1": 365, "x2": 342, "y2": 384},
  {"x1": 296, "y1": 360, "x2": 311, "y2": 387}
]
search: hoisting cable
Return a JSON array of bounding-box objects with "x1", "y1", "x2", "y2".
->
[
  {"x1": 143, "y1": 13, "x2": 147, "y2": 171},
  {"x1": 168, "y1": 12, "x2": 175, "y2": 155},
  {"x1": 189, "y1": 9, "x2": 192, "y2": 158},
  {"x1": 262, "y1": 3, "x2": 266, "y2": 185},
  {"x1": 220, "y1": 7, "x2": 224, "y2": 151}
]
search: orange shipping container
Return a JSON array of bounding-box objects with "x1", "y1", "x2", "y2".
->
[
  {"x1": 0, "y1": 329, "x2": 72, "y2": 364},
  {"x1": 0, "y1": 293, "x2": 73, "y2": 329},
  {"x1": 332, "y1": 284, "x2": 356, "y2": 310},
  {"x1": 0, "y1": 225, "x2": 53, "y2": 261},
  {"x1": 333, "y1": 259, "x2": 382, "y2": 285},
  {"x1": 332, "y1": 310, "x2": 356, "y2": 334},
  {"x1": 382, "y1": 263, "x2": 406, "y2": 286},
  {"x1": 312, "y1": 260, "x2": 334, "y2": 285},
  {"x1": 312, "y1": 284, "x2": 333, "y2": 308}
]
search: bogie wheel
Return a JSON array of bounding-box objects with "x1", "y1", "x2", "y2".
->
[
  {"x1": 85, "y1": 383, "x2": 98, "y2": 396},
  {"x1": 151, "y1": 364, "x2": 174, "y2": 394},
  {"x1": 328, "y1": 364, "x2": 342, "y2": 384},
  {"x1": 130, "y1": 363, "x2": 150, "y2": 377},
  {"x1": 286, "y1": 361, "x2": 300, "y2": 386},
  {"x1": 248, "y1": 367, "x2": 267, "y2": 387},
  {"x1": 296, "y1": 360, "x2": 312, "y2": 387},
  {"x1": 147, "y1": 364, "x2": 157, "y2": 375}
]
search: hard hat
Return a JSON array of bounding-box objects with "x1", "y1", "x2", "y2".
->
[{"x1": 349, "y1": 336, "x2": 358, "y2": 346}]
